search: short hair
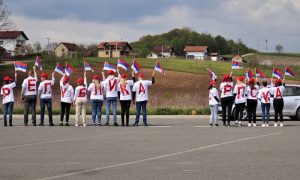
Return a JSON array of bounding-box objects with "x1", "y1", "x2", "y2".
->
[{"x1": 262, "y1": 80, "x2": 268, "y2": 87}]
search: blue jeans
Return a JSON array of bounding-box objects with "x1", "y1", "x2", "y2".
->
[
  {"x1": 3, "y1": 102, "x2": 14, "y2": 126},
  {"x1": 135, "y1": 101, "x2": 148, "y2": 125},
  {"x1": 40, "y1": 98, "x2": 53, "y2": 124},
  {"x1": 91, "y1": 99, "x2": 103, "y2": 124},
  {"x1": 106, "y1": 97, "x2": 117, "y2": 124},
  {"x1": 209, "y1": 104, "x2": 218, "y2": 125},
  {"x1": 261, "y1": 103, "x2": 270, "y2": 124}
]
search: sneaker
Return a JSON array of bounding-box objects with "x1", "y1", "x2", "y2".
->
[
  {"x1": 75, "y1": 123, "x2": 79, "y2": 127},
  {"x1": 113, "y1": 123, "x2": 119, "y2": 126},
  {"x1": 144, "y1": 123, "x2": 149, "y2": 126},
  {"x1": 98, "y1": 123, "x2": 101, "y2": 127},
  {"x1": 105, "y1": 123, "x2": 109, "y2": 126},
  {"x1": 65, "y1": 123, "x2": 69, "y2": 126},
  {"x1": 215, "y1": 124, "x2": 219, "y2": 127},
  {"x1": 133, "y1": 123, "x2": 138, "y2": 127},
  {"x1": 280, "y1": 123, "x2": 283, "y2": 127},
  {"x1": 226, "y1": 123, "x2": 230, "y2": 127},
  {"x1": 49, "y1": 123, "x2": 54, "y2": 127},
  {"x1": 39, "y1": 123, "x2": 44, "y2": 126},
  {"x1": 83, "y1": 123, "x2": 87, "y2": 127},
  {"x1": 235, "y1": 122, "x2": 238, "y2": 127},
  {"x1": 59, "y1": 122, "x2": 63, "y2": 126},
  {"x1": 262, "y1": 123, "x2": 266, "y2": 127},
  {"x1": 266, "y1": 123, "x2": 269, "y2": 127},
  {"x1": 32, "y1": 123, "x2": 37, "y2": 126},
  {"x1": 93, "y1": 123, "x2": 96, "y2": 127},
  {"x1": 274, "y1": 123, "x2": 278, "y2": 127},
  {"x1": 248, "y1": 123, "x2": 252, "y2": 127},
  {"x1": 253, "y1": 123, "x2": 257, "y2": 127},
  {"x1": 209, "y1": 124, "x2": 213, "y2": 127}
]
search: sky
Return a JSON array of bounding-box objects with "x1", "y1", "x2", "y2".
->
[{"x1": 4, "y1": 0, "x2": 300, "y2": 52}]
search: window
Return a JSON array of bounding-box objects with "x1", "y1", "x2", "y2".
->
[
  {"x1": 284, "y1": 86, "x2": 300, "y2": 96},
  {"x1": 105, "y1": 51, "x2": 109, "y2": 55},
  {"x1": 0, "y1": 40, "x2": 3, "y2": 45},
  {"x1": 62, "y1": 48, "x2": 65, "y2": 52}
]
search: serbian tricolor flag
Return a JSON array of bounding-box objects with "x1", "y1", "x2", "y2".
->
[
  {"x1": 207, "y1": 68, "x2": 217, "y2": 80},
  {"x1": 285, "y1": 66, "x2": 296, "y2": 77},
  {"x1": 131, "y1": 59, "x2": 142, "y2": 74},
  {"x1": 154, "y1": 61, "x2": 165, "y2": 74},
  {"x1": 103, "y1": 61, "x2": 116, "y2": 72},
  {"x1": 34, "y1": 56, "x2": 42, "y2": 70},
  {"x1": 232, "y1": 61, "x2": 243, "y2": 69},
  {"x1": 117, "y1": 59, "x2": 129, "y2": 70},
  {"x1": 255, "y1": 68, "x2": 266, "y2": 79},
  {"x1": 54, "y1": 63, "x2": 64, "y2": 75},
  {"x1": 246, "y1": 68, "x2": 255, "y2": 79},
  {"x1": 84, "y1": 61, "x2": 94, "y2": 72},
  {"x1": 272, "y1": 68, "x2": 283, "y2": 79},
  {"x1": 65, "y1": 63, "x2": 74, "y2": 76},
  {"x1": 15, "y1": 62, "x2": 28, "y2": 72}
]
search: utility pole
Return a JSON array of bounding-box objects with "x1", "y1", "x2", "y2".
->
[{"x1": 265, "y1": 39, "x2": 268, "y2": 52}]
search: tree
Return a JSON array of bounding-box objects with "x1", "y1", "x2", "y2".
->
[
  {"x1": 275, "y1": 44, "x2": 284, "y2": 54},
  {"x1": 33, "y1": 41, "x2": 42, "y2": 53},
  {"x1": 0, "y1": 0, "x2": 14, "y2": 30}
]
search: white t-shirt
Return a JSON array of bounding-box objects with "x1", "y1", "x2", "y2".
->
[
  {"x1": 271, "y1": 86, "x2": 285, "y2": 99},
  {"x1": 258, "y1": 87, "x2": 271, "y2": 104},
  {"x1": 246, "y1": 85, "x2": 259, "y2": 100},
  {"x1": 22, "y1": 75, "x2": 38, "y2": 96},
  {"x1": 132, "y1": 80, "x2": 152, "y2": 102},
  {"x1": 220, "y1": 82, "x2": 234, "y2": 98},
  {"x1": 233, "y1": 84, "x2": 247, "y2": 104},
  {"x1": 88, "y1": 82, "x2": 105, "y2": 100},
  {"x1": 1, "y1": 82, "x2": 16, "y2": 104},
  {"x1": 209, "y1": 87, "x2": 219, "y2": 105},
  {"x1": 104, "y1": 76, "x2": 119, "y2": 98},
  {"x1": 117, "y1": 80, "x2": 134, "y2": 101},
  {"x1": 73, "y1": 85, "x2": 87, "y2": 101},
  {"x1": 60, "y1": 77, "x2": 74, "y2": 103},
  {"x1": 38, "y1": 78, "x2": 55, "y2": 99}
]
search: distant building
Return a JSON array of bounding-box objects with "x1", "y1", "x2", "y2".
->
[
  {"x1": 0, "y1": 31, "x2": 29, "y2": 56},
  {"x1": 232, "y1": 54, "x2": 243, "y2": 62},
  {"x1": 54, "y1": 42, "x2": 78, "y2": 58},
  {"x1": 147, "y1": 46, "x2": 174, "y2": 59},
  {"x1": 98, "y1": 41, "x2": 132, "y2": 58},
  {"x1": 184, "y1": 46, "x2": 209, "y2": 60},
  {"x1": 210, "y1": 52, "x2": 219, "y2": 61},
  {"x1": 0, "y1": 46, "x2": 6, "y2": 60}
]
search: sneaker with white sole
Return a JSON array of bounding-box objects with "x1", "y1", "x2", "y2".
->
[
  {"x1": 262, "y1": 123, "x2": 266, "y2": 127},
  {"x1": 248, "y1": 123, "x2": 252, "y2": 127},
  {"x1": 83, "y1": 123, "x2": 87, "y2": 127},
  {"x1": 253, "y1": 123, "x2": 256, "y2": 127},
  {"x1": 274, "y1": 123, "x2": 278, "y2": 127},
  {"x1": 266, "y1": 123, "x2": 269, "y2": 127},
  {"x1": 75, "y1": 123, "x2": 78, "y2": 127},
  {"x1": 280, "y1": 123, "x2": 283, "y2": 127}
]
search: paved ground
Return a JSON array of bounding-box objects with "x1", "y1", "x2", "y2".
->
[{"x1": 0, "y1": 115, "x2": 300, "y2": 180}]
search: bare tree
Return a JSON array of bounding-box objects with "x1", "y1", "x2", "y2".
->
[
  {"x1": 0, "y1": 0, "x2": 14, "y2": 30},
  {"x1": 275, "y1": 44, "x2": 284, "y2": 54},
  {"x1": 33, "y1": 41, "x2": 42, "y2": 53}
]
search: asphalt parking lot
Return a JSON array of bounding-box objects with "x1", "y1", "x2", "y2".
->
[{"x1": 0, "y1": 115, "x2": 299, "y2": 180}]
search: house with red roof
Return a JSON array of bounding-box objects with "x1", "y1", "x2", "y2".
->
[
  {"x1": 54, "y1": 42, "x2": 78, "y2": 58},
  {"x1": 184, "y1": 46, "x2": 209, "y2": 60},
  {"x1": 98, "y1": 41, "x2": 132, "y2": 58},
  {"x1": 0, "y1": 31, "x2": 29, "y2": 56},
  {"x1": 147, "y1": 46, "x2": 175, "y2": 59}
]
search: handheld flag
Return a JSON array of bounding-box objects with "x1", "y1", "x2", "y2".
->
[
  {"x1": 207, "y1": 68, "x2": 217, "y2": 80},
  {"x1": 117, "y1": 59, "x2": 129, "y2": 71},
  {"x1": 103, "y1": 61, "x2": 116, "y2": 72},
  {"x1": 255, "y1": 68, "x2": 266, "y2": 79},
  {"x1": 34, "y1": 56, "x2": 42, "y2": 70},
  {"x1": 65, "y1": 63, "x2": 74, "y2": 76},
  {"x1": 84, "y1": 61, "x2": 94, "y2": 72},
  {"x1": 232, "y1": 60, "x2": 243, "y2": 69},
  {"x1": 154, "y1": 61, "x2": 165, "y2": 74},
  {"x1": 15, "y1": 62, "x2": 28, "y2": 72},
  {"x1": 54, "y1": 63, "x2": 64, "y2": 75},
  {"x1": 246, "y1": 68, "x2": 255, "y2": 79},
  {"x1": 272, "y1": 68, "x2": 283, "y2": 79},
  {"x1": 285, "y1": 66, "x2": 296, "y2": 77},
  {"x1": 131, "y1": 59, "x2": 142, "y2": 74}
]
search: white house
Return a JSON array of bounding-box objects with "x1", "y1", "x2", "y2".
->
[
  {"x1": 210, "y1": 52, "x2": 219, "y2": 61},
  {"x1": 0, "y1": 31, "x2": 29, "y2": 56},
  {"x1": 147, "y1": 46, "x2": 174, "y2": 59},
  {"x1": 184, "y1": 46, "x2": 208, "y2": 60}
]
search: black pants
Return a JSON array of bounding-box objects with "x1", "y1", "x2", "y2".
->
[
  {"x1": 24, "y1": 95, "x2": 37, "y2": 125},
  {"x1": 120, "y1": 100, "x2": 131, "y2": 126},
  {"x1": 273, "y1": 99, "x2": 284, "y2": 122},
  {"x1": 247, "y1": 99, "x2": 257, "y2": 123},
  {"x1": 221, "y1": 96, "x2": 234, "y2": 125},
  {"x1": 40, "y1": 98, "x2": 53, "y2": 125},
  {"x1": 60, "y1": 102, "x2": 71, "y2": 123},
  {"x1": 235, "y1": 103, "x2": 245, "y2": 121}
]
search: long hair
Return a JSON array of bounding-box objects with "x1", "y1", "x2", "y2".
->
[
  {"x1": 121, "y1": 78, "x2": 126, "y2": 88},
  {"x1": 93, "y1": 79, "x2": 100, "y2": 89}
]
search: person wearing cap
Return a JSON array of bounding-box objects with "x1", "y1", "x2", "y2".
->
[
  {"x1": 38, "y1": 72, "x2": 55, "y2": 126},
  {"x1": 271, "y1": 78, "x2": 285, "y2": 127},
  {"x1": 219, "y1": 72, "x2": 234, "y2": 127},
  {"x1": 132, "y1": 71, "x2": 155, "y2": 126},
  {"x1": 0, "y1": 72, "x2": 17, "y2": 126},
  {"x1": 233, "y1": 76, "x2": 247, "y2": 127},
  {"x1": 21, "y1": 66, "x2": 38, "y2": 126},
  {"x1": 73, "y1": 73, "x2": 88, "y2": 126},
  {"x1": 208, "y1": 80, "x2": 219, "y2": 127},
  {"x1": 245, "y1": 77, "x2": 260, "y2": 127},
  {"x1": 87, "y1": 73, "x2": 105, "y2": 126},
  {"x1": 257, "y1": 80, "x2": 271, "y2": 127},
  {"x1": 59, "y1": 73, "x2": 74, "y2": 126},
  {"x1": 117, "y1": 71, "x2": 136, "y2": 126},
  {"x1": 103, "y1": 70, "x2": 119, "y2": 126}
]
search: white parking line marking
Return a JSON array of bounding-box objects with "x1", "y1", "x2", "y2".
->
[
  {"x1": 194, "y1": 126, "x2": 210, "y2": 128},
  {"x1": 36, "y1": 132, "x2": 282, "y2": 180}
]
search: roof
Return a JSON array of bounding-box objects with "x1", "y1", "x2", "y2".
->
[
  {"x1": 59, "y1": 42, "x2": 78, "y2": 51},
  {"x1": 184, "y1": 46, "x2": 208, "y2": 52},
  {"x1": 0, "y1": 31, "x2": 29, "y2": 40},
  {"x1": 152, "y1": 46, "x2": 172, "y2": 55},
  {"x1": 98, "y1": 41, "x2": 132, "y2": 50}
]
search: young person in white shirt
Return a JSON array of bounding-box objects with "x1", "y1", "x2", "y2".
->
[
  {"x1": 233, "y1": 76, "x2": 247, "y2": 127},
  {"x1": 21, "y1": 66, "x2": 38, "y2": 126},
  {"x1": 132, "y1": 72, "x2": 155, "y2": 126},
  {"x1": 38, "y1": 72, "x2": 55, "y2": 126},
  {"x1": 219, "y1": 73, "x2": 234, "y2": 127},
  {"x1": 59, "y1": 74, "x2": 74, "y2": 126},
  {"x1": 271, "y1": 78, "x2": 285, "y2": 127},
  {"x1": 117, "y1": 71, "x2": 136, "y2": 126},
  {"x1": 257, "y1": 80, "x2": 271, "y2": 127},
  {"x1": 0, "y1": 72, "x2": 17, "y2": 126},
  {"x1": 245, "y1": 77, "x2": 260, "y2": 127},
  {"x1": 208, "y1": 80, "x2": 219, "y2": 126},
  {"x1": 73, "y1": 75, "x2": 87, "y2": 126}
]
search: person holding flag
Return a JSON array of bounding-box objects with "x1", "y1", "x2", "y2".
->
[
  {"x1": 117, "y1": 59, "x2": 129, "y2": 71},
  {"x1": 73, "y1": 72, "x2": 88, "y2": 127},
  {"x1": 1, "y1": 72, "x2": 17, "y2": 126},
  {"x1": 271, "y1": 78, "x2": 285, "y2": 127},
  {"x1": 131, "y1": 59, "x2": 142, "y2": 74},
  {"x1": 207, "y1": 68, "x2": 217, "y2": 81},
  {"x1": 154, "y1": 61, "x2": 165, "y2": 75},
  {"x1": 258, "y1": 80, "x2": 271, "y2": 127},
  {"x1": 132, "y1": 71, "x2": 156, "y2": 126},
  {"x1": 84, "y1": 61, "x2": 94, "y2": 72},
  {"x1": 35, "y1": 56, "x2": 43, "y2": 70},
  {"x1": 285, "y1": 66, "x2": 296, "y2": 78},
  {"x1": 54, "y1": 63, "x2": 64, "y2": 75},
  {"x1": 245, "y1": 78, "x2": 259, "y2": 127},
  {"x1": 38, "y1": 72, "x2": 55, "y2": 126},
  {"x1": 59, "y1": 73, "x2": 74, "y2": 126},
  {"x1": 233, "y1": 76, "x2": 247, "y2": 127},
  {"x1": 219, "y1": 72, "x2": 234, "y2": 127},
  {"x1": 208, "y1": 80, "x2": 219, "y2": 126}
]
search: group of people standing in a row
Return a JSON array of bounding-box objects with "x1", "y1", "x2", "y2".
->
[
  {"x1": 1, "y1": 66, "x2": 156, "y2": 127},
  {"x1": 208, "y1": 72, "x2": 285, "y2": 127}
]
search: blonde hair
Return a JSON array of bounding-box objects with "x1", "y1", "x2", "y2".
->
[
  {"x1": 93, "y1": 79, "x2": 101, "y2": 89},
  {"x1": 121, "y1": 78, "x2": 126, "y2": 88}
]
